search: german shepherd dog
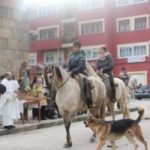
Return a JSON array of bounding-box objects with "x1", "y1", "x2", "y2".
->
[{"x1": 84, "y1": 108, "x2": 147, "y2": 150}]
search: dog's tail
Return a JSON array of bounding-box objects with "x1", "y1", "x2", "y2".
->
[{"x1": 136, "y1": 107, "x2": 145, "y2": 123}]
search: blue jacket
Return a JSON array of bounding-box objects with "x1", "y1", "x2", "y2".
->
[{"x1": 68, "y1": 50, "x2": 86, "y2": 75}]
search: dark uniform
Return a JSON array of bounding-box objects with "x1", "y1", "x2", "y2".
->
[
  {"x1": 68, "y1": 50, "x2": 86, "y2": 75},
  {"x1": 96, "y1": 54, "x2": 116, "y2": 102}
]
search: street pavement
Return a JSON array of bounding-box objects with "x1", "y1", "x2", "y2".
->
[{"x1": 0, "y1": 107, "x2": 149, "y2": 150}]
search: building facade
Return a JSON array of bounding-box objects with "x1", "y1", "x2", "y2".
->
[{"x1": 28, "y1": 0, "x2": 150, "y2": 85}]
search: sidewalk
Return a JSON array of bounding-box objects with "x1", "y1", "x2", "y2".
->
[{"x1": 0, "y1": 101, "x2": 139, "y2": 136}]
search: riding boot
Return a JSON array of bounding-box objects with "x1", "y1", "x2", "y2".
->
[
  {"x1": 108, "y1": 73, "x2": 117, "y2": 103},
  {"x1": 83, "y1": 78, "x2": 93, "y2": 108},
  {"x1": 111, "y1": 85, "x2": 117, "y2": 103}
]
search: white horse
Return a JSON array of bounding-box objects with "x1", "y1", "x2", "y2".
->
[
  {"x1": 127, "y1": 75, "x2": 138, "y2": 99},
  {"x1": 86, "y1": 63, "x2": 130, "y2": 120},
  {"x1": 44, "y1": 64, "x2": 106, "y2": 148}
]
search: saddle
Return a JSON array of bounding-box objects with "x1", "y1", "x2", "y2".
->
[
  {"x1": 99, "y1": 74, "x2": 112, "y2": 99},
  {"x1": 73, "y1": 74, "x2": 93, "y2": 108}
]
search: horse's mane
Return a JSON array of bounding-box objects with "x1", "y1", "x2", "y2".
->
[{"x1": 86, "y1": 62, "x2": 97, "y2": 77}]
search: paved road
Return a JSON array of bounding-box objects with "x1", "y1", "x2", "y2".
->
[{"x1": 0, "y1": 111, "x2": 150, "y2": 150}]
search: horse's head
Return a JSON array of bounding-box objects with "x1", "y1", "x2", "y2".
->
[
  {"x1": 129, "y1": 75, "x2": 138, "y2": 90},
  {"x1": 44, "y1": 65, "x2": 63, "y2": 89}
]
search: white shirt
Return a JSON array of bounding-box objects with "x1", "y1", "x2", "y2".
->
[{"x1": 11, "y1": 80, "x2": 20, "y2": 92}]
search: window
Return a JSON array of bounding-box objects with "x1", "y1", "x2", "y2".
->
[
  {"x1": 135, "y1": 17, "x2": 147, "y2": 30},
  {"x1": 118, "y1": 20, "x2": 130, "y2": 32},
  {"x1": 81, "y1": 46, "x2": 103, "y2": 60},
  {"x1": 28, "y1": 11, "x2": 37, "y2": 21},
  {"x1": 29, "y1": 53, "x2": 37, "y2": 66},
  {"x1": 44, "y1": 51, "x2": 64, "y2": 65},
  {"x1": 116, "y1": 0, "x2": 148, "y2": 6},
  {"x1": 133, "y1": 45, "x2": 147, "y2": 56},
  {"x1": 79, "y1": 0, "x2": 104, "y2": 10},
  {"x1": 118, "y1": 0, "x2": 129, "y2": 6},
  {"x1": 117, "y1": 15, "x2": 149, "y2": 32},
  {"x1": 118, "y1": 43, "x2": 149, "y2": 58},
  {"x1": 80, "y1": 20, "x2": 104, "y2": 35},
  {"x1": 62, "y1": 23, "x2": 76, "y2": 43},
  {"x1": 39, "y1": 27, "x2": 58, "y2": 40},
  {"x1": 39, "y1": 5, "x2": 59, "y2": 17},
  {"x1": 120, "y1": 47, "x2": 132, "y2": 57},
  {"x1": 134, "y1": 0, "x2": 148, "y2": 4}
]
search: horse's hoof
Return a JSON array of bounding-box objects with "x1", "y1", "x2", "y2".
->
[
  {"x1": 90, "y1": 137, "x2": 95, "y2": 143},
  {"x1": 63, "y1": 142, "x2": 72, "y2": 148}
]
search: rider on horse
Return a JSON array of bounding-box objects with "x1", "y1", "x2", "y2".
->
[
  {"x1": 119, "y1": 67, "x2": 129, "y2": 86},
  {"x1": 68, "y1": 40, "x2": 93, "y2": 108},
  {"x1": 96, "y1": 47, "x2": 116, "y2": 103}
]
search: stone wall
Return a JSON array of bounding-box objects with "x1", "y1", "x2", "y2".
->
[{"x1": 0, "y1": 0, "x2": 29, "y2": 75}]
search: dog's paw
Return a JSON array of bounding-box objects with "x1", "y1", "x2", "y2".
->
[{"x1": 90, "y1": 137, "x2": 96, "y2": 143}]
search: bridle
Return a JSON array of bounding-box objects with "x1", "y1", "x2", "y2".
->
[
  {"x1": 44, "y1": 66, "x2": 70, "y2": 90},
  {"x1": 57, "y1": 75, "x2": 70, "y2": 89}
]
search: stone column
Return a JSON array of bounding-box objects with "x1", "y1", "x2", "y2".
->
[{"x1": 0, "y1": 0, "x2": 29, "y2": 75}]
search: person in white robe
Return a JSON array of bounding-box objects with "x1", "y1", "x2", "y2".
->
[
  {"x1": 11, "y1": 75, "x2": 20, "y2": 92},
  {"x1": 0, "y1": 73, "x2": 20, "y2": 129},
  {"x1": 1, "y1": 72, "x2": 13, "y2": 93}
]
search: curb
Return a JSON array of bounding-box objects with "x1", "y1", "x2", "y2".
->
[{"x1": 0, "y1": 108, "x2": 137, "y2": 136}]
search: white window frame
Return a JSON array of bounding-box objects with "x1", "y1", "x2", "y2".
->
[
  {"x1": 117, "y1": 42, "x2": 149, "y2": 59},
  {"x1": 44, "y1": 51, "x2": 64, "y2": 65},
  {"x1": 81, "y1": 44, "x2": 105, "y2": 60},
  {"x1": 37, "y1": 25, "x2": 59, "y2": 40},
  {"x1": 79, "y1": 19, "x2": 105, "y2": 35},
  {"x1": 116, "y1": 0, "x2": 148, "y2": 7},
  {"x1": 29, "y1": 53, "x2": 37, "y2": 66},
  {"x1": 117, "y1": 14, "x2": 149, "y2": 32},
  {"x1": 79, "y1": 0, "x2": 104, "y2": 11}
]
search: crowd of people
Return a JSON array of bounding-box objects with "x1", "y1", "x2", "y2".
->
[{"x1": 0, "y1": 62, "x2": 58, "y2": 130}]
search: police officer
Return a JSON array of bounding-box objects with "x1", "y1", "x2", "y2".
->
[
  {"x1": 96, "y1": 47, "x2": 116, "y2": 103},
  {"x1": 68, "y1": 41, "x2": 93, "y2": 108}
]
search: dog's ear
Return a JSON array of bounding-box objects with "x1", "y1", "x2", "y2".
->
[{"x1": 55, "y1": 66, "x2": 63, "y2": 81}]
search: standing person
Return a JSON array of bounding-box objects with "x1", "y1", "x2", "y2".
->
[
  {"x1": 96, "y1": 47, "x2": 116, "y2": 103},
  {"x1": 119, "y1": 67, "x2": 129, "y2": 86},
  {"x1": 68, "y1": 40, "x2": 93, "y2": 108},
  {"x1": 0, "y1": 83, "x2": 19, "y2": 129},
  {"x1": 1, "y1": 72, "x2": 13, "y2": 93},
  {"x1": 19, "y1": 61, "x2": 30, "y2": 91},
  {"x1": 30, "y1": 76, "x2": 37, "y2": 89},
  {"x1": 11, "y1": 75, "x2": 20, "y2": 92}
]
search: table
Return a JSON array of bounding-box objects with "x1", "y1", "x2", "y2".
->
[{"x1": 17, "y1": 93, "x2": 47, "y2": 124}]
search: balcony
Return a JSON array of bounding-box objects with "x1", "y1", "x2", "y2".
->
[{"x1": 30, "y1": 39, "x2": 62, "y2": 52}]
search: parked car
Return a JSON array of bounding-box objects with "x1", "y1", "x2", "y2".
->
[{"x1": 134, "y1": 85, "x2": 150, "y2": 100}]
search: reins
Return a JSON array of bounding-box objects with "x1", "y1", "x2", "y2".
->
[{"x1": 58, "y1": 75, "x2": 70, "y2": 89}]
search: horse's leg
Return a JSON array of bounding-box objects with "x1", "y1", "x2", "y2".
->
[
  {"x1": 63, "y1": 119, "x2": 72, "y2": 148},
  {"x1": 119, "y1": 97, "x2": 130, "y2": 119},
  {"x1": 100, "y1": 99, "x2": 106, "y2": 120},
  {"x1": 108, "y1": 102, "x2": 115, "y2": 120}
]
